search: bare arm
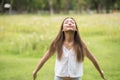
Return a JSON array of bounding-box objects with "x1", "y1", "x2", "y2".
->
[
  {"x1": 33, "y1": 49, "x2": 55, "y2": 80},
  {"x1": 85, "y1": 45, "x2": 106, "y2": 80}
]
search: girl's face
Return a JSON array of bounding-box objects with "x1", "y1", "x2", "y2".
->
[{"x1": 62, "y1": 18, "x2": 77, "y2": 32}]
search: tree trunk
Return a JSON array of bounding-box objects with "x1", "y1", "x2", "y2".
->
[
  {"x1": 9, "y1": 0, "x2": 13, "y2": 14},
  {"x1": 93, "y1": 0, "x2": 103, "y2": 13},
  {"x1": 105, "y1": 0, "x2": 111, "y2": 13},
  {"x1": 64, "y1": 0, "x2": 70, "y2": 14},
  {"x1": 106, "y1": 5, "x2": 110, "y2": 13},
  {"x1": 0, "y1": 0, "x2": 4, "y2": 13},
  {"x1": 97, "y1": 0, "x2": 103, "y2": 13},
  {"x1": 56, "y1": 0, "x2": 61, "y2": 13},
  {"x1": 97, "y1": 2, "x2": 102, "y2": 13},
  {"x1": 75, "y1": 0, "x2": 81, "y2": 14},
  {"x1": 49, "y1": 0, "x2": 54, "y2": 15}
]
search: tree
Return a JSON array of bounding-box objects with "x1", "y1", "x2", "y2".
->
[
  {"x1": 104, "y1": 0, "x2": 117, "y2": 13},
  {"x1": 1, "y1": 0, "x2": 120, "y2": 14},
  {"x1": 49, "y1": 0, "x2": 54, "y2": 15},
  {"x1": 9, "y1": 0, "x2": 13, "y2": 14},
  {"x1": 0, "y1": 0, "x2": 4, "y2": 13},
  {"x1": 91, "y1": 0, "x2": 103, "y2": 13}
]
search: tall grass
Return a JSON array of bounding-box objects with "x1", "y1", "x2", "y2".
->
[{"x1": 0, "y1": 13, "x2": 120, "y2": 80}]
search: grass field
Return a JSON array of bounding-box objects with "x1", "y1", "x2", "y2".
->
[{"x1": 0, "y1": 13, "x2": 120, "y2": 80}]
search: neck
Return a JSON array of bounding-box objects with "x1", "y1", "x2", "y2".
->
[{"x1": 64, "y1": 31, "x2": 74, "y2": 42}]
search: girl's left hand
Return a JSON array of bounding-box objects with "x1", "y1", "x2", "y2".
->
[{"x1": 33, "y1": 71, "x2": 37, "y2": 80}]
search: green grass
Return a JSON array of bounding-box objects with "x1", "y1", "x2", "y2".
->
[
  {"x1": 0, "y1": 54, "x2": 55, "y2": 80},
  {"x1": 0, "y1": 13, "x2": 120, "y2": 80}
]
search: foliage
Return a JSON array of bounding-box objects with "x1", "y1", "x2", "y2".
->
[{"x1": 1, "y1": 0, "x2": 120, "y2": 14}]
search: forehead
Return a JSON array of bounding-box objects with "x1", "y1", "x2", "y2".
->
[{"x1": 64, "y1": 18, "x2": 74, "y2": 22}]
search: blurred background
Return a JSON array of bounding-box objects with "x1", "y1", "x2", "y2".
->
[
  {"x1": 0, "y1": 0, "x2": 120, "y2": 80},
  {"x1": 0, "y1": 0, "x2": 120, "y2": 15}
]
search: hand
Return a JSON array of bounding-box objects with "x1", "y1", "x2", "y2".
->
[
  {"x1": 33, "y1": 71, "x2": 37, "y2": 80},
  {"x1": 103, "y1": 78, "x2": 107, "y2": 80},
  {"x1": 101, "y1": 70, "x2": 106, "y2": 80}
]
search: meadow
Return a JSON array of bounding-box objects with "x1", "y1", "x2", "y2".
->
[{"x1": 0, "y1": 13, "x2": 120, "y2": 80}]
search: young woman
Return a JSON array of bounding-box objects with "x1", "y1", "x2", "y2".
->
[{"x1": 33, "y1": 17, "x2": 106, "y2": 80}]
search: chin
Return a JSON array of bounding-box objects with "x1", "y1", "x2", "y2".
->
[
  {"x1": 65, "y1": 29, "x2": 75, "y2": 32},
  {"x1": 63, "y1": 28, "x2": 76, "y2": 32}
]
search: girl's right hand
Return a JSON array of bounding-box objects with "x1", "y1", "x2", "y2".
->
[
  {"x1": 101, "y1": 70, "x2": 107, "y2": 80},
  {"x1": 33, "y1": 71, "x2": 37, "y2": 80}
]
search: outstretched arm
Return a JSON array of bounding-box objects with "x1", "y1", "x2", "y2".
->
[
  {"x1": 33, "y1": 49, "x2": 55, "y2": 80},
  {"x1": 85, "y1": 46, "x2": 106, "y2": 80}
]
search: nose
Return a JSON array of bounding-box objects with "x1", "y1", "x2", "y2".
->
[{"x1": 68, "y1": 22, "x2": 72, "y2": 25}]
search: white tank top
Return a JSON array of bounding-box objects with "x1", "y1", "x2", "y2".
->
[{"x1": 55, "y1": 45, "x2": 83, "y2": 77}]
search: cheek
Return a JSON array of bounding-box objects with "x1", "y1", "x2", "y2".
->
[
  {"x1": 63, "y1": 24, "x2": 67, "y2": 28},
  {"x1": 72, "y1": 24, "x2": 76, "y2": 28},
  {"x1": 72, "y1": 24, "x2": 76, "y2": 27}
]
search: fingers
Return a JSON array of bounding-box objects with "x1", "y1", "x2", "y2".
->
[
  {"x1": 33, "y1": 74, "x2": 36, "y2": 80},
  {"x1": 33, "y1": 71, "x2": 37, "y2": 80},
  {"x1": 101, "y1": 73, "x2": 106, "y2": 80}
]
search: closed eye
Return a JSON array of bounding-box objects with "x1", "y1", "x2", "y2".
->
[
  {"x1": 64, "y1": 20, "x2": 68, "y2": 24},
  {"x1": 70, "y1": 20, "x2": 75, "y2": 24}
]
